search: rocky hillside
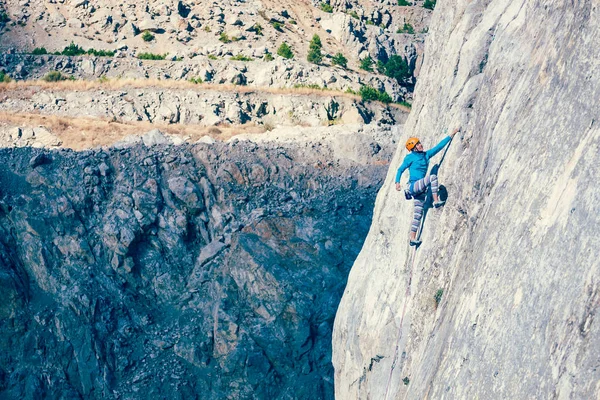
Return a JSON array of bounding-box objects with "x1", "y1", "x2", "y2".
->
[
  {"x1": 0, "y1": 125, "x2": 397, "y2": 398},
  {"x1": 0, "y1": 0, "x2": 430, "y2": 70},
  {"x1": 333, "y1": 0, "x2": 600, "y2": 398}
]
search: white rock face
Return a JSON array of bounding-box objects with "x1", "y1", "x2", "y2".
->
[{"x1": 333, "y1": 1, "x2": 600, "y2": 399}]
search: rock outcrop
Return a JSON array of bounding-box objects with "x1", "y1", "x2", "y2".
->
[
  {"x1": 0, "y1": 129, "x2": 396, "y2": 398},
  {"x1": 333, "y1": 0, "x2": 600, "y2": 399}
]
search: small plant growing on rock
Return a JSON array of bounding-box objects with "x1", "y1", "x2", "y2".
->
[
  {"x1": 434, "y1": 289, "x2": 444, "y2": 307},
  {"x1": 0, "y1": 12, "x2": 10, "y2": 23},
  {"x1": 208, "y1": 54, "x2": 218, "y2": 60},
  {"x1": 423, "y1": 0, "x2": 436, "y2": 10},
  {"x1": 0, "y1": 71, "x2": 11, "y2": 83},
  {"x1": 42, "y1": 71, "x2": 73, "y2": 82},
  {"x1": 137, "y1": 52, "x2": 166, "y2": 60},
  {"x1": 307, "y1": 34, "x2": 323, "y2": 64},
  {"x1": 277, "y1": 42, "x2": 294, "y2": 59},
  {"x1": 230, "y1": 54, "x2": 253, "y2": 62},
  {"x1": 32, "y1": 47, "x2": 48, "y2": 55},
  {"x1": 332, "y1": 52, "x2": 348, "y2": 68},
  {"x1": 271, "y1": 21, "x2": 284, "y2": 32},
  {"x1": 142, "y1": 31, "x2": 155, "y2": 42},
  {"x1": 219, "y1": 32, "x2": 232, "y2": 43},
  {"x1": 359, "y1": 56, "x2": 374, "y2": 72},
  {"x1": 203, "y1": 25, "x2": 212, "y2": 32},
  {"x1": 264, "y1": 52, "x2": 274, "y2": 61},
  {"x1": 188, "y1": 77, "x2": 203, "y2": 84},
  {"x1": 397, "y1": 22, "x2": 415, "y2": 34},
  {"x1": 397, "y1": 0, "x2": 411, "y2": 5},
  {"x1": 249, "y1": 23, "x2": 263, "y2": 35},
  {"x1": 320, "y1": 3, "x2": 334, "y2": 13}
]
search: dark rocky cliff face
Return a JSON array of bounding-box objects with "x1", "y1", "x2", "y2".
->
[{"x1": 0, "y1": 141, "x2": 387, "y2": 399}]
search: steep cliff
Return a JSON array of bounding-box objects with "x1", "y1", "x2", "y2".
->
[
  {"x1": 333, "y1": 1, "x2": 600, "y2": 399},
  {"x1": 0, "y1": 131, "x2": 394, "y2": 399}
]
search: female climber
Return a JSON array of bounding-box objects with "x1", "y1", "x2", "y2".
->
[{"x1": 395, "y1": 127, "x2": 460, "y2": 246}]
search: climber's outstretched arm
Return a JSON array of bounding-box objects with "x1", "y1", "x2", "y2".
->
[{"x1": 426, "y1": 127, "x2": 460, "y2": 158}]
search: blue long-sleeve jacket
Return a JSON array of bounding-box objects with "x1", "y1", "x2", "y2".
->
[{"x1": 395, "y1": 135, "x2": 451, "y2": 185}]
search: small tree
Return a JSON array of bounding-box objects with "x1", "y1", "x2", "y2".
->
[
  {"x1": 379, "y1": 55, "x2": 411, "y2": 84},
  {"x1": 320, "y1": 3, "x2": 334, "y2": 13},
  {"x1": 142, "y1": 31, "x2": 155, "y2": 42},
  {"x1": 277, "y1": 42, "x2": 294, "y2": 59},
  {"x1": 423, "y1": 0, "x2": 436, "y2": 10},
  {"x1": 397, "y1": 22, "x2": 414, "y2": 34},
  {"x1": 307, "y1": 34, "x2": 323, "y2": 64},
  {"x1": 359, "y1": 56, "x2": 374, "y2": 72},
  {"x1": 331, "y1": 52, "x2": 348, "y2": 68}
]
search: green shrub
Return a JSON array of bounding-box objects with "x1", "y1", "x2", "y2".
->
[
  {"x1": 142, "y1": 31, "x2": 155, "y2": 42},
  {"x1": 218, "y1": 32, "x2": 231, "y2": 43},
  {"x1": 86, "y1": 48, "x2": 115, "y2": 57},
  {"x1": 0, "y1": 12, "x2": 9, "y2": 23},
  {"x1": 277, "y1": 42, "x2": 294, "y2": 59},
  {"x1": 271, "y1": 21, "x2": 283, "y2": 31},
  {"x1": 32, "y1": 47, "x2": 48, "y2": 55},
  {"x1": 397, "y1": 22, "x2": 414, "y2": 34},
  {"x1": 345, "y1": 87, "x2": 357, "y2": 95},
  {"x1": 61, "y1": 42, "x2": 86, "y2": 56},
  {"x1": 399, "y1": 100, "x2": 412, "y2": 108},
  {"x1": 307, "y1": 34, "x2": 323, "y2": 64},
  {"x1": 289, "y1": 19, "x2": 297, "y2": 24},
  {"x1": 230, "y1": 54, "x2": 253, "y2": 62},
  {"x1": 349, "y1": 11, "x2": 359, "y2": 19},
  {"x1": 320, "y1": 3, "x2": 334, "y2": 13},
  {"x1": 331, "y1": 52, "x2": 348, "y2": 68},
  {"x1": 359, "y1": 56, "x2": 374, "y2": 72},
  {"x1": 264, "y1": 52, "x2": 274, "y2": 61},
  {"x1": 378, "y1": 55, "x2": 411, "y2": 84},
  {"x1": 249, "y1": 23, "x2": 263, "y2": 35},
  {"x1": 359, "y1": 85, "x2": 392, "y2": 103},
  {"x1": 137, "y1": 52, "x2": 166, "y2": 60},
  {"x1": 188, "y1": 77, "x2": 203, "y2": 84},
  {"x1": 203, "y1": 25, "x2": 212, "y2": 32},
  {"x1": 423, "y1": 0, "x2": 436, "y2": 10},
  {"x1": 0, "y1": 71, "x2": 11, "y2": 83},
  {"x1": 434, "y1": 289, "x2": 444, "y2": 306},
  {"x1": 397, "y1": 0, "x2": 410, "y2": 5},
  {"x1": 42, "y1": 71, "x2": 72, "y2": 82},
  {"x1": 208, "y1": 54, "x2": 218, "y2": 60}
]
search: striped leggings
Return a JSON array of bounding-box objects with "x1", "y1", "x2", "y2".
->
[{"x1": 410, "y1": 175, "x2": 439, "y2": 233}]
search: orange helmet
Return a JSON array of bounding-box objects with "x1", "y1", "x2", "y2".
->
[{"x1": 405, "y1": 137, "x2": 420, "y2": 151}]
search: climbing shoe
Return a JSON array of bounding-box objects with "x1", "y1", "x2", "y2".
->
[
  {"x1": 409, "y1": 239, "x2": 422, "y2": 247},
  {"x1": 433, "y1": 200, "x2": 446, "y2": 209}
]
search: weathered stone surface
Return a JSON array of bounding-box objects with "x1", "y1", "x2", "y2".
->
[
  {"x1": 0, "y1": 134, "x2": 395, "y2": 399},
  {"x1": 333, "y1": 1, "x2": 600, "y2": 399}
]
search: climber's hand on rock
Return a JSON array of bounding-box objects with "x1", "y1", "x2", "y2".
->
[
  {"x1": 395, "y1": 182, "x2": 402, "y2": 191},
  {"x1": 450, "y1": 127, "x2": 461, "y2": 138}
]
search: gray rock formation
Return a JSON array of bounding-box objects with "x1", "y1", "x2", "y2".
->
[
  {"x1": 333, "y1": 0, "x2": 600, "y2": 399},
  {"x1": 0, "y1": 135, "x2": 394, "y2": 399},
  {"x1": 0, "y1": 54, "x2": 408, "y2": 101},
  {"x1": 0, "y1": 85, "x2": 405, "y2": 128}
]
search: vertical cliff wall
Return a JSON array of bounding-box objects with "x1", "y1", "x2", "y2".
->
[{"x1": 333, "y1": 1, "x2": 600, "y2": 398}]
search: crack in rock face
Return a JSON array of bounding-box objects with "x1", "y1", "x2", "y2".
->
[{"x1": 0, "y1": 140, "x2": 389, "y2": 399}]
